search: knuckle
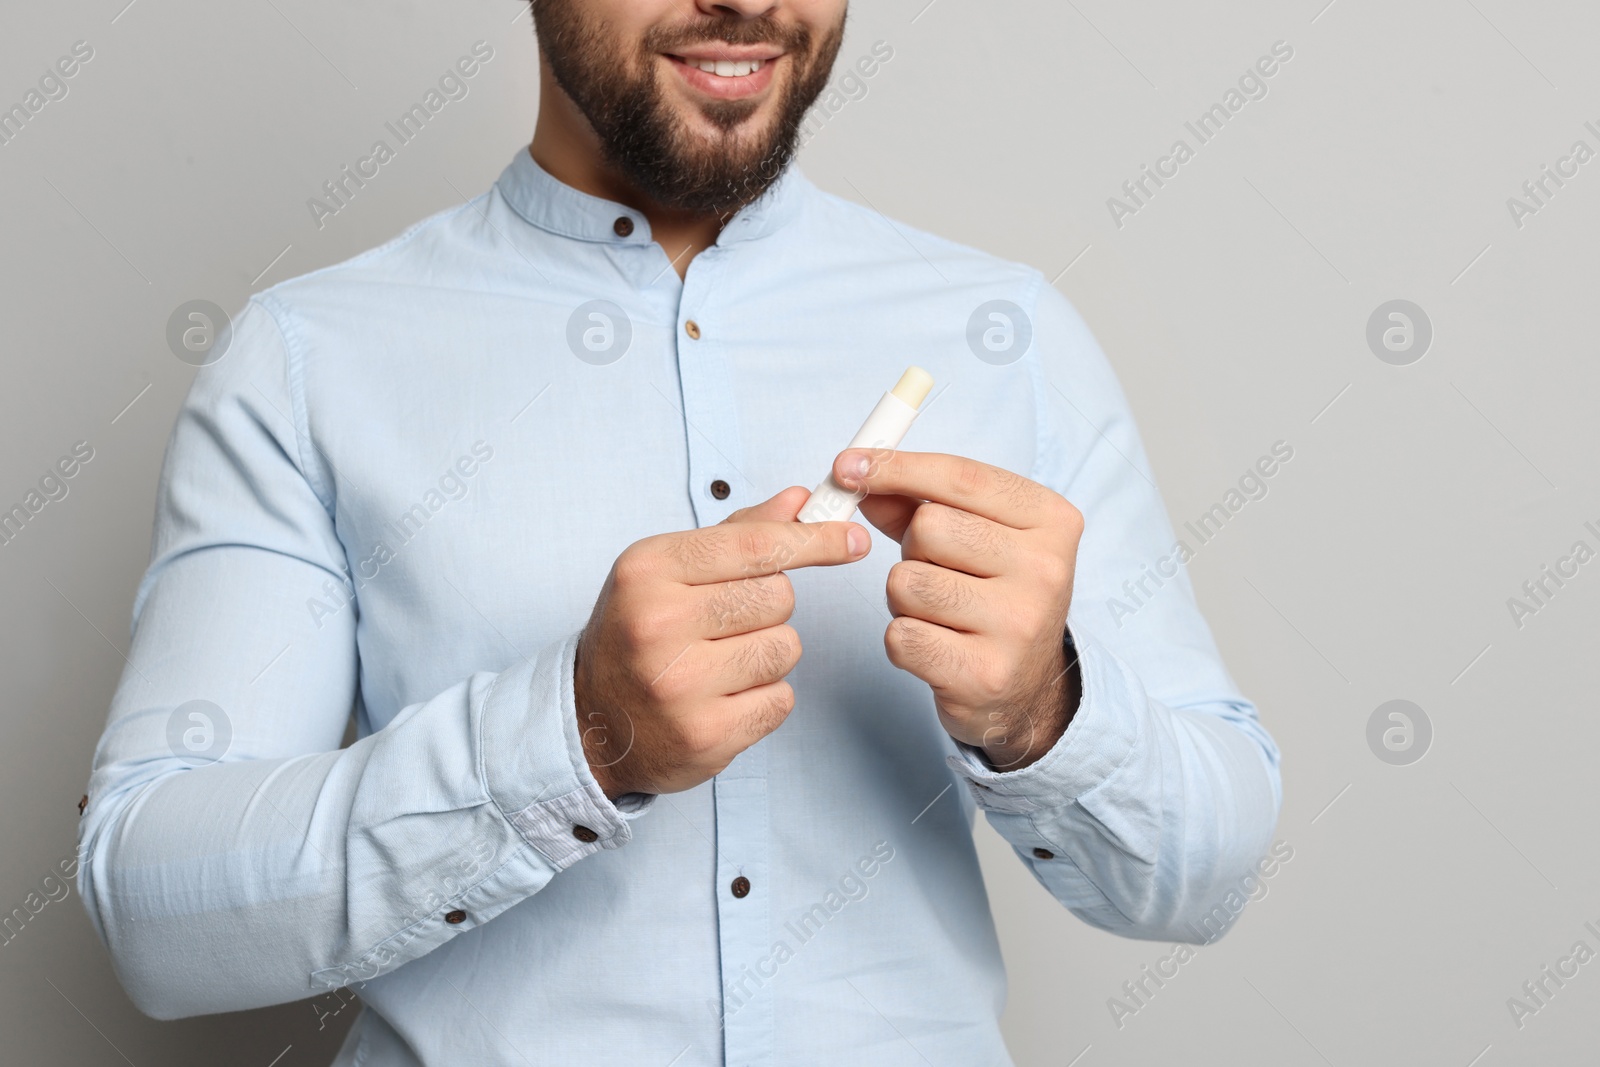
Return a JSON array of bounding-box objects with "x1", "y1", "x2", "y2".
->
[
  {"x1": 699, "y1": 756, "x2": 734, "y2": 781},
  {"x1": 883, "y1": 615, "x2": 906, "y2": 653},
  {"x1": 677, "y1": 717, "x2": 724, "y2": 758},
  {"x1": 660, "y1": 532, "x2": 716, "y2": 577},
  {"x1": 1034, "y1": 552, "x2": 1071, "y2": 590},
  {"x1": 907, "y1": 503, "x2": 940, "y2": 542},
  {"x1": 747, "y1": 629, "x2": 798, "y2": 681},
  {"x1": 777, "y1": 625, "x2": 803, "y2": 670},
  {"x1": 996, "y1": 467, "x2": 1041, "y2": 509},
  {"x1": 1026, "y1": 602, "x2": 1059, "y2": 639},
  {"x1": 621, "y1": 605, "x2": 671, "y2": 649},
  {"x1": 613, "y1": 544, "x2": 657, "y2": 585},
  {"x1": 730, "y1": 635, "x2": 769, "y2": 679},
  {"x1": 977, "y1": 661, "x2": 1011, "y2": 703},
  {"x1": 940, "y1": 507, "x2": 979, "y2": 546},
  {"x1": 911, "y1": 566, "x2": 965, "y2": 615},
  {"x1": 746, "y1": 572, "x2": 793, "y2": 616},
  {"x1": 618, "y1": 614, "x2": 653, "y2": 650},
  {"x1": 895, "y1": 561, "x2": 966, "y2": 615},
  {"x1": 736, "y1": 527, "x2": 779, "y2": 572},
  {"x1": 882, "y1": 617, "x2": 909, "y2": 664},
  {"x1": 752, "y1": 682, "x2": 795, "y2": 735},
  {"x1": 1057, "y1": 498, "x2": 1085, "y2": 533},
  {"x1": 951, "y1": 461, "x2": 990, "y2": 499},
  {"x1": 770, "y1": 573, "x2": 796, "y2": 619},
  {"x1": 728, "y1": 575, "x2": 793, "y2": 629},
  {"x1": 685, "y1": 533, "x2": 724, "y2": 573},
  {"x1": 887, "y1": 615, "x2": 938, "y2": 666},
  {"x1": 705, "y1": 582, "x2": 754, "y2": 632},
  {"x1": 886, "y1": 561, "x2": 917, "y2": 602}
]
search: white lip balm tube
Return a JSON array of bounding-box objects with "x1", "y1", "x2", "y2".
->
[{"x1": 797, "y1": 366, "x2": 935, "y2": 523}]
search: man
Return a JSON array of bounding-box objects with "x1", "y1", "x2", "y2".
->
[{"x1": 78, "y1": 1, "x2": 1282, "y2": 1063}]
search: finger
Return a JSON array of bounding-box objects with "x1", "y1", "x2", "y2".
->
[
  {"x1": 718, "y1": 679, "x2": 797, "y2": 751},
  {"x1": 721, "y1": 486, "x2": 811, "y2": 525},
  {"x1": 654, "y1": 518, "x2": 868, "y2": 586},
  {"x1": 691, "y1": 571, "x2": 794, "y2": 638},
  {"x1": 883, "y1": 614, "x2": 972, "y2": 695},
  {"x1": 834, "y1": 449, "x2": 1060, "y2": 531},
  {"x1": 646, "y1": 625, "x2": 800, "y2": 706},
  {"x1": 854, "y1": 491, "x2": 921, "y2": 544},
  {"x1": 885, "y1": 560, "x2": 994, "y2": 633},
  {"x1": 706, "y1": 624, "x2": 803, "y2": 695},
  {"x1": 900, "y1": 502, "x2": 1017, "y2": 579}
]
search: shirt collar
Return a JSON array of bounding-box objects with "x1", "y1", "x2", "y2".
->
[{"x1": 495, "y1": 145, "x2": 809, "y2": 248}]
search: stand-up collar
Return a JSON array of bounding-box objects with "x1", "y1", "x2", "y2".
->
[{"x1": 494, "y1": 146, "x2": 810, "y2": 247}]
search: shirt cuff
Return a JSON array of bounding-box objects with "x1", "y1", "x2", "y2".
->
[
  {"x1": 945, "y1": 617, "x2": 1139, "y2": 815},
  {"x1": 479, "y1": 629, "x2": 656, "y2": 871}
]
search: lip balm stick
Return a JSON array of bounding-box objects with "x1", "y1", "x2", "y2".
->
[{"x1": 797, "y1": 366, "x2": 935, "y2": 523}]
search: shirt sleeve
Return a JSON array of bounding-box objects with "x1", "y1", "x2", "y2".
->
[
  {"x1": 944, "y1": 278, "x2": 1283, "y2": 944},
  {"x1": 75, "y1": 298, "x2": 653, "y2": 1020}
]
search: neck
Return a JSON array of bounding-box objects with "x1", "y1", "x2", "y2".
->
[{"x1": 529, "y1": 63, "x2": 723, "y2": 280}]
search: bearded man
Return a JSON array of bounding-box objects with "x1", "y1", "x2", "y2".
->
[{"x1": 79, "y1": 2, "x2": 1282, "y2": 1064}]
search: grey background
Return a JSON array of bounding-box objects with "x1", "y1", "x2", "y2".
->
[{"x1": 3, "y1": 0, "x2": 1595, "y2": 1063}]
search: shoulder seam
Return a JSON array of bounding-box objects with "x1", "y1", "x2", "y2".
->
[
  {"x1": 259, "y1": 198, "x2": 481, "y2": 296},
  {"x1": 806, "y1": 184, "x2": 1040, "y2": 276},
  {"x1": 250, "y1": 293, "x2": 334, "y2": 518}
]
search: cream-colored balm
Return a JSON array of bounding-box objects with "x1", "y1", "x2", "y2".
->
[{"x1": 797, "y1": 366, "x2": 934, "y2": 523}]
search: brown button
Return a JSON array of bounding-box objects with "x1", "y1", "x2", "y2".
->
[
  {"x1": 1032, "y1": 848, "x2": 1055, "y2": 860},
  {"x1": 684, "y1": 319, "x2": 701, "y2": 340},
  {"x1": 710, "y1": 479, "x2": 731, "y2": 500},
  {"x1": 613, "y1": 216, "x2": 634, "y2": 237},
  {"x1": 572, "y1": 824, "x2": 599, "y2": 843},
  {"x1": 78, "y1": 794, "x2": 88, "y2": 816},
  {"x1": 730, "y1": 875, "x2": 751, "y2": 898}
]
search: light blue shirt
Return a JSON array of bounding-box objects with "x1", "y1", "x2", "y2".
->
[{"x1": 79, "y1": 147, "x2": 1282, "y2": 1066}]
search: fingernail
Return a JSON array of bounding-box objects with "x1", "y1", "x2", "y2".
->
[
  {"x1": 840, "y1": 451, "x2": 871, "y2": 486},
  {"x1": 847, "y1": 526, "x2": 869, "y2": 557}
]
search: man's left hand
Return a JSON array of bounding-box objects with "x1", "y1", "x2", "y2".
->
[{"x1": 833, "y1": 448, "x2": 1084, "y2": 771}]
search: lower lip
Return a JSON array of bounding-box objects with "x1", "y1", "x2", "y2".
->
[{"x1": 666, "y1": 55, "x2": 778, "y2": 101}]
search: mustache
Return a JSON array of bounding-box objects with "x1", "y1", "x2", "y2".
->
[{"x1": 645, "y1": 17, "x2": 812, "y2": 53}]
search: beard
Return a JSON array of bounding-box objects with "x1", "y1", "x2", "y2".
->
[{"x1": 532, "y1": 3, "x2": 846, "y2": 217}]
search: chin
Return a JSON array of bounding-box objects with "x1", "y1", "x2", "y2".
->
[{"x1": 677, "y1": 95, "x2": 769, "y2": 136}]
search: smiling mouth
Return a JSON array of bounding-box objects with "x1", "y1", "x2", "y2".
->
[
  {"x1": 662, "y1": 50, "x2": 782, "y2": 103},
  {"x1": 669, "y1": 55, "x2": 769, "y2": 78}
]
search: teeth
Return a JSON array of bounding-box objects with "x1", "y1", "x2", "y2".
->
[{"x1": 691, "y1": 58, "x2": 762, "y2": 77}]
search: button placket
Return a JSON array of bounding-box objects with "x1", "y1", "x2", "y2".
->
[
  {"x1": 674, "y1": 254, "x2": 744, "y2": 527},
  {"x1": 670, "y1": 245, "x2": 772, "y2": 1057}
]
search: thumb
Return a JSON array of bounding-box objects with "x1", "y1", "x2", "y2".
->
[{"x1": 720, "y1": 485, "x2": 811, "y2": 525}]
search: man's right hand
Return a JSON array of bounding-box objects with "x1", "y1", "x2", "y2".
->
[{"x1": 574, "y1": 486, "x2": 871, "y2": 798}]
